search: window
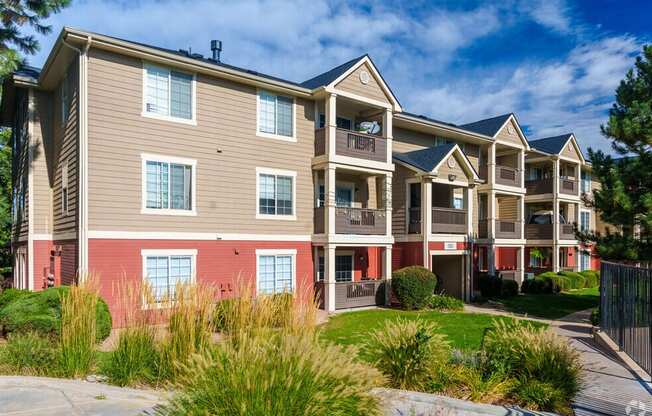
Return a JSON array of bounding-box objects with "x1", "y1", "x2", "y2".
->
[
  {"x1": 453, "y1": 196, "x2": 464, "y2": 210},
  {"x1": 318, "y1": 114, "x2": 353, "y2": 130},
  {"x1": 256, "y1": 250, "x2": 296, "y2": 294},
  {"x1": 435, "y1": 137, "x2": 453, "y2": 147},
  {"x1": 581, "y1": 171, "x2": 591, "y2": 193},
  {"x1": 144, "y1": 64, "x2": 194, "y2": 122},
  {"x1": 257, "y1": 90, "x2": 294, "y2": 139},
  {"x1": 61, "y1": 69, "x2": 71, "y2": 124},
  {"x1": 580, "y1": 211, "x2": 590, "y2": 232},
  {"x1": 316, "y1": 183, "x2": 354, "y2": 208},
  {"x1": 580, "y1": 251, "x2": 591, "y2": 271},
  {"x1": 317, "y1": 254, "x2": 353, "y2": 282},
  {"x1": 256, "y1": 168, "x2": 296, "y2": 219},
  {"x1": 528, "y1": 167, "x2": 543, "y2": 180},
  {"x1": 142, "y1": 250, "x2": 196, "y2": 303},
  {"x1": 61, "y1": 160, "x2": 69, "y2": 216},
  {"x1": 141, "y1": 154, "x2": 196, "y2": 215}
]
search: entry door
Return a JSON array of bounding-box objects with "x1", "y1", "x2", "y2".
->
[{"x1": 432, "y1": 255, "x2": 464, "y2": 299}]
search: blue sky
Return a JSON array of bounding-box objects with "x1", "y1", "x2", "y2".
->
[{"x1": 26, "y1": 0, "x2": 651, "y2": 154}]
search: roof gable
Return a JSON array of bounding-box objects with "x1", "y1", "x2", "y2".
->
[
  {"x1": 459, "y1": 114, "x2": 512, "y2": 137},
  {"x1": 393, "y1": 143, "x2": 479, "y2": 181},
  {"x1": 300, "y1": 55, "x2": 365, "y2": 89},
  {"x1": 529, "y1": 134, "x2": 585, "y2": 163},
  {"x1": 494, "y1": 116, "x2": 529, "y2": 148}
]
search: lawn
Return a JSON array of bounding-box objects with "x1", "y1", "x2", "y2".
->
[
  {"x1": 320, "y1": 308, "x2": 545, "y2": 352},
  {"x1": 493, "y1": 287, "x2": 599, "y2": 320}
]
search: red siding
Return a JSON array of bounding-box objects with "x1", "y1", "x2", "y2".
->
[
  {"x1": 55, "y1": 239, "x2": 78, "y2": 285},
  {"x1": 33, "y1": 240, "x2": 53, "y2": 290},
  {"x1": 393, "y1": 242, "x2": 423, "y2": 269},
  {"x1": 496, "y1": 247, "x2": 518, "y2": 270}
]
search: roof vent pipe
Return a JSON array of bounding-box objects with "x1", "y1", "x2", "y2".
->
[{"x1": 210, "y1": 40, "x2": 222, "y2": 62}]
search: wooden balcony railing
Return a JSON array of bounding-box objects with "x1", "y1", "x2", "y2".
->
[
  {"x1": 560, "y1": 224, "x2": 576, "y2": 240},
  {"x1": 408, "y1": 207, "x2": 421, "y2": 234},
  {"x1": 314, "y1": 280, "x2": 386, "y2": 310},
  {"x1": 496, "y1": 166, "x2": 520, "y2": 187},
  {"x1": 560, "y1": 179, "x2": 578, "y2": 195},
  {"x1": 336, "y1": 207, "x2": 386, "y2": 235},
  {"x1": 525, "y1": 178, "x2": 554, "y2": 194},
  {"x1": 496, "y1": 220, "x2": 521, "y2": 239},
  {"x1": 314, "y1": 128, "x2": 387, "y2": 162},
  {"x1": 525, "y1": 223, "x2": 553, "y2": 239},
  {"x1": 432, "y1": 207, "x2": 467, "y2": 234}
]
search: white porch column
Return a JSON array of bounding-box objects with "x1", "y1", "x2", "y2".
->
[
  {"x1": 518, "y1": 195, "x2": 525, "y2": 240},
  {"x1": 383, "y1": 246, "x2": 393, "y2": 305},
  {"x1": 488, "y1": 191, "x2": 496, "y2": 239},
  {"x1": 517, "y1": 246, "x2": 525, "y2": 285},
  {"x1": 574, "y1": 245, "x2": 580, "y2": 272},
  {"x1": 421, "y1": 179, "x2": 432, "y2": 268},
  {"x1": 488, "y1": 245, "x2": 497, "y2": 275},
  {"x1": 552, "y1": 158, "x2": 560, "y2": 195},
  {"x1": 384, "y1": 174, "x2": 393, "y2": 237},
  {"x1": 464, "y1": 252, "x2": 472, "y2": 302},
  {"x1": 518, "y1": 150, "x2": 525, "y2": 188},
  {"x1": 574, "y1": 163, "x2": 581, "y2": 197},
  {"x1": 466, "y1": 186, "x2": 474, "y2": 237},
  {"x1": 552, "y1": 158, "x2": 560, "y2": 273},
  {"x1": 326, "y1": 93, "x2": 337, "y2": 158},
  {"x1": 324, "y1": 244, "x2": 336, "y2": 312},
  {"x1": 383, "y1": 109, "x2": 393, "y2": 165},
  {"x1": 313, "y1": 245, "x2": 319, "y2": 282},
  {"x1": 488, "y1": 143, "x2": 496, "y2": 185},
  {"x1": 325, "y1": 165, "x2": 336, "y2": 236}
]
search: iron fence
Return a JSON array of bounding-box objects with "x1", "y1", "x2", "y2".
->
[{"x1": 600, "y1": 261, "x2": 652, "y2": 376}]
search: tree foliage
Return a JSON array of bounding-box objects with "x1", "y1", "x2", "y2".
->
[{"x1": 581, "y1": 45, "x2": 652, "y2": 261}]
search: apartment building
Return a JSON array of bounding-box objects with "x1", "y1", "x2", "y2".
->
[{"x1": 1, "y1": 28, "x2": 601, "y2": 319}]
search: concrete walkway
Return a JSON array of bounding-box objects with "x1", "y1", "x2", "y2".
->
[{"x1": 0, "y1": 376, "x2": 164, "y2": 415}]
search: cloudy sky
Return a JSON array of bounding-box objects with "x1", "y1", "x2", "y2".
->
[{"x1": 25, "y1": 0, "x2": 651, "y2": 154}]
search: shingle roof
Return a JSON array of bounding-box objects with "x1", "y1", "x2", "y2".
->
[
  {"x1": 458, "y1": 113, "x2": 513, "y2": 137},
  {"x1": 300, "y1": 55, "x2": 366, "y2": 89},
  {"x1": 399, "y1": 111, "x2": 458, "y2": 128},
  {"x1": 393, "y1": 143, "x2": 457, "y2": 173},
  {"x1": 529, "y1": 134, "x2": 573, "y2": 154}
]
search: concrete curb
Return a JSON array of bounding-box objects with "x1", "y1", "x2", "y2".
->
[{"x1": 592, "y1": 328, "x2": 652, "y2": 383}]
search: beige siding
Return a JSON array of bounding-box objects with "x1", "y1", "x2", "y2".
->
[
  {"x1": 561, "y1": 140, "x2": 582, "y2": 162},
  {"x1": 436, "y1": 153, "x2": 472, "y2": 184},
  {"x1": 392, "y1": 165, "x2": 414, "y2": 234},
  {"x1": 471, "y1": 188, "x2": 479, "y2": 235},
  {"x1": 86, "y1": 48, "x2": 315, "y2": 234},
  {"x1": 32, "y1": 91, "x2": 54, "y2": 234},
  {"x1": 497, "y1": 197, "x2": 517, "y2": 221},
  {"x1": 12, "y1": 89, "x2": 29, "y2": 241},
  {"x1": 393, "y1": 127, "x2": 480, "y2": 172},
  {"x1": 495, "y1": 119, "x2": 524, "y2": 147},
  {"x1": 52, "y1": 60, "x2": 79, "y2": 237},
  {"x1": 334, "y1": 63, "x2": 390, "y2": 104}
]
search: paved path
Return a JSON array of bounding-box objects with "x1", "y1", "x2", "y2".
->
[{"x1": 0, "y1": 376, "x2": 164, "y2": 415}]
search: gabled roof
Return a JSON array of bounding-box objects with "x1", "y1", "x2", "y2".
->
[
  {"x1": 300, "y1": 55, "x2": 366, "y2": 89},
  {"x1": 458, "y1": 113, "x2": 513, "y2": 137},
  {"x1": 393, "y1": 143, "x2": 479, "y2": 180},
  {"x1": 14, "y1": 65, "x2": 41, "y2": 80},
  {"x1": 529, "y1": 134, "x2": 573, "y2": 154}
]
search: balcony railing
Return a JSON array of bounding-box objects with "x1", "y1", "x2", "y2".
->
[
  {"x1": 314, "y1": 280, "x2": 386, "y2": 310},
  {"x1": 560, "y1": 178, "x2": 578, "y2": 195},
  {"x1": 560, "y1": 224, "x2": 576, "y2": 240},
  {"x1": 314, "y1": 207, "x2": 386, "y2": 235},
  {"x1": 525, "y1": 223, "x2": 553, "y2": 239},
  {"x1": 496, "y1": 166, "x2": 520, "y2": 187},
  {"x1": 525, "y1": 178, "x2": 554, "y2": 194},
  {"x1": 314, "y1": 128, "x2": 387, "y2": 162},
  {"x1": 432, "y1": 207, "x2": 467, "y2": 234},
  {"x1": 477, "y1": 219, "x2": 521, "y2": 239},
  {"x1": 408, "y1": 207, "x2": 421, "y2": 234}
]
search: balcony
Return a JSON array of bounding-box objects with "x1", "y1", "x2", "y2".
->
[
  {"x1": 560, "y1": 224, "x2": 575, "y2": 240},
  {"x1": 432, "y1": 207, "x2": 467, "y2": 234},
  {"x1": 559, "y1": 178, "x2": 578, "y2": 196},
  {"x1": 314, "y1": 128, "x2": 387, "y2": 162},
  {"x1": 314, "y1": 280, "x2": 386, "y2": 309},
  {"x1": 479, "y1": 165, "x2": 520, "y2": 188},
  {"x1": 314, "y1": 207, "x2": 386, "y2": 235},
  {"x1": 478, "y1": 220, "x2": 522, "y2": 239},
  {"x1": 525, "y1": 223, "x2": 553, "y2": 239},
  {"x1": 525, "y1": 178, "x2": 554, "y2": 195}
]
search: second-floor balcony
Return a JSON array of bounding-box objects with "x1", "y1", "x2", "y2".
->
[
  {"x1": 480, "y1": 165, "x2": 520, "y2": 187},
  {"x1": 525, "y1": 177, "x2": 554, "y2": 194},
  {"x1": 314, "y1": 128, "x2": 388, "y2": 163},
  {"x1": 524, "y1": 223, "x2": 575, "y2": 240},
  {"x1": 559, "y1": 178, "x2": 578, "y2": 195},
  {"x1": 314, "y1": 206, "x2": 386, "y2": 235},
  {"x1": 407, "y1": 207, "x2": 467, "y2": 234},
  {"x1": 478, "y1": 219, "x2": 522, "y2": 239}
]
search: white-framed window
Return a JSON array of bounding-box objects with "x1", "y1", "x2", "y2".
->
[
  {"x1": 141, "y1": 249, "x2": 196, "y2": 304},
  {"x1": 141, "y1": 154, "x2": 197, "y2": 216},
  {"x1": 453, "y1": 196, "x2": 464, "y2": 210},
  {"x1": 256, "y1": 167, "x2": 296, "y2": 220},
  {"x1": 316, "y1": 183, "x2": 354, "y2": 208},
  {"x1": 581, "y1": 171, "x2": 591, "y2": 193},
  {"x1": 580, "y1": 210, "x2": 590, "y2": 232},
  {"x1": 142, "y1": 63, "x2": 195, "y2": 124},
  {"x1": 256, "y1": 249, "x2": 296, "y2": 294},
  {"x1": 257, "y1": 90, "x2": 295, "y2": 141},
  {"x1": 61, "y1": 160, "x2": 69, "y2": 216},
  {"x1": 316, "y1": 254, "x2": 353, "y2": 282},
  {"x1": 61, "y1": 69, "x2": 71, "y2": 125}
]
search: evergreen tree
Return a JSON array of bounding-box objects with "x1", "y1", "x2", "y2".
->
[{"x1": 581, "y1": 45, "x2": 652, "y2": 262}]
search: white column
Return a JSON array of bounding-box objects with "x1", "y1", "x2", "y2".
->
[
  {"x1": 552, "y1": 158, "x2": 560, "y2": 272},
  {"x1": 325, "y1": 166, "x2": 336, "y2": 236},
  {"x1": 466, "y1": 186, "x2": 474, "y2": 237},
  {"x1": 518, "y1": 196, "x2": 525, "y2": 240},
  {"x1": 574, "y1": 163, "x2": 581, "y2": 197},
  {"x1": 552, "y1": 158, "x2": 560, "y2": 195},
  {"x1": 421, "y1": 179, "x2": 432, "y2": 268},
  {"x1": 488, "y1": 191, "x2": 496, "y2": 239},
  {"x1": 488, "y1": 245, "x2": 496, "y2": 275},
  {"x1": 326, "y1": 93, "x2": 337, "y2": 159},
  {"x1": 488, "y1": 143, "x2": 496, "y2": 185},
  {"x1": 384, "y1": 174, "x2": 392, "y2": 237},
  {"x1": 518, "y1": 150, "x2": 525, "y2": 188},
  {"x1": 383, "y1": 246, "x2": 393, "y2": 305},
  {"x1": 313, "y1": 245, "x2": 319, "y2": 282},
  {"x1": 324, "y1": 244, "x2": 336, "y2": 312},
  {"x1": 517, "y1": 246, "x2": 525, "y2": 285},
  {"x1": 383, "y1": 109, "x2": 393, "y2": 165}
]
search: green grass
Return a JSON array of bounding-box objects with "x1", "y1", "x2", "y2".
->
[
  {"x1": 496, "y1": 287, "x2": 599, "y2": 320},
  {"x1": 320, "y1": 309, "x2": 546, "y2": 352}
]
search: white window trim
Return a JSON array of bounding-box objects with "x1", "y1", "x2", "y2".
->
[
  {"x1": 255, "y1": 249, "x2": 297, "y2": 294},
  {"x1": 141, "y1": 153, "x2": 197, "y2": 216},
  {"x1": 580, "y1": 209, "x2": 591, "y2": 232},
  {"x1": 255, "y1": 167, "x2": 297, "y2": 221},
  {"x1": 335, "y1": 252, "x2": 354, "y2": 282},
  {"x1": 141, "y1": 62, "x2": 197, "y2": 126},
  {"x1": 255, "y1": 88, "x2": 297, "y2": 142},
  {"x1": 141, "y1": 249, "x2": 197, "y2": 308}
]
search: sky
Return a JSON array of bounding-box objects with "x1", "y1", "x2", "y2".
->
[{"x1": 25, "y1": 0, "x2": 652, "y2": 155}]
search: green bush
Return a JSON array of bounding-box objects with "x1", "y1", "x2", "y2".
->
[
  {"x1": 500, "y1": 280, "x2": 519, "y2": 297},
  {"x1": 364, "y1": 319, "x2": 449, "y2": 390},
  {"x1": 521, "y1": 278, "x2": 548, "y2": 294},
  {"x1": 0, "y1": 288, "x2": 30, "y2": 310},
  {"x1": 534, "y1": 272, "x2": 562, "y2": 293},
  {"x1": 512, "y1": 378, "x2": 569, "y2": 414},
  {"x1": 590, "y1": 308, "x2": 600, "y2": 326},
  {"x1": 579, "y1": 270, "x2": 600, "y2": 288},
  {"x1": 478, "y1": 273, "x2": 502, "y2": 298},
  {"x1": 103, "y1": 326, "x2": 158, "y2": 386},
  {"x1": 0, "y1": 331, "x2": 59, "y2": 376},
  {"x1": 162, "y1": 332, "x2": 384, "y2": 416},
  {"x1": 0, "y1": 287, "x2": 111, "y2": 342},
  {"x1": 558, "y1": 271, "x2": 586, "y2": 290},
  {"x1": 391, "y1": 266, "x2": 438, "y2": 310},
  {"x1": 429, "y1": 295, "x2": 464, "y2": 311}
]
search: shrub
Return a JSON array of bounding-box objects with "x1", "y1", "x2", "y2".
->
[
  {"x1": 364, "y1": 319, "x2": 449, "y2": 390},
  {"x1": 429, "y1": 294, "x2": 464, "y2": 311},
  {"x1": 534, "y1": 272, "x2": 562, "y2": 293},
  {"x1": 0, "y1": 286, "x2": 111, "y2": 341},
  {"x1": 104, "y1": 326, "x2": 158, "y2": 387},
  {"x1": 590, "y1": 308, "x2": 600, "y2": 326},
  {"x1": 579, "y1": 270, "x2": 600, "y2": 288},
  {"x1": 512, "y1": 378, "x2": 569, "y2": 414},
  {"x1": 391, "y1": 266, "x2": 437, "y2": 310},
  {"x1": 500, "y1": 279, "x2": 519, "y2": 297},
  {"x1": 59, "y1": 283, "x2": 99, "y2": 378},
  {"x1": 478, "y1": 273, "x2": 502, "y2": 298},
  {"x1": 559, "y1": 271, "x2": 586, "y2": 290},
  {"x1": 0, "y1": 331, "x2": 58, "y2": 376},
  {"x1": 521, "y1": 278, "x2": 547, "y2": 294},
  {"x1": 432, "y1": 365, "x2": 516, "y2": 404},
  {"x1": 482, "y1": 320, "x2": 581, "y2": 407}
]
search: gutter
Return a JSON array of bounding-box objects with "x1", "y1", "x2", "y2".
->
[{"x1": 394, "y1": 112, "x2": 495, "y2": 143}]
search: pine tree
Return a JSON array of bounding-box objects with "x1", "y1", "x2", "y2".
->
[{"x1": 581, "y1": 45, "x2": 652, "y2": 262}]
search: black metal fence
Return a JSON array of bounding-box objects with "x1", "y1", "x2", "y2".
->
[{"x1": 600, "y1": 261, "x2": 652, "y2": 376}]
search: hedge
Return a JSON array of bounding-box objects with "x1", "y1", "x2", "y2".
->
[
  {"x1": 478, "y1": 273, "x2": 518, "y2": 298},
  {"x1": 0, "y1": 287, "x2": 112, "y2": 342},
  {"x1": 391, "y1": 266, "x2": 438, "y2": 309},
  {"x1": 521, "y1": 270, "x2": 600, "y2": 294}
]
